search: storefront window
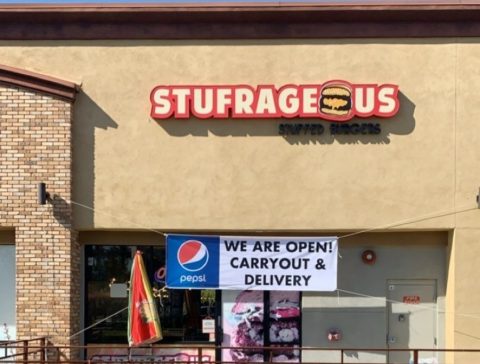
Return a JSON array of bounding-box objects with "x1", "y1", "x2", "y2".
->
[
  {"x1": 222, "y1": 290, "x2": 301, "y2": 362},
  {"x1": 269, "y1": 291, "x2": 301, "y2": 362},
  {"x1": 85, "y1": 245, "x2": 216, "y2": 344}
]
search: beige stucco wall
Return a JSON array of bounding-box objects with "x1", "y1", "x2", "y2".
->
[
  {"x1": 2, "y1": 39, "x2": 480, "y2": 354},
  {"x1": 449, "y1": 228, "x2": 480, "y2": 362},
  {"x1": 0, "y1": 39, "x2": 477, "y2": 232},
  {"x1": 446, "y1": 230, "x2": 456, "y2": 362}
]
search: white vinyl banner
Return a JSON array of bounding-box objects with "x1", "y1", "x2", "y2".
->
[{"x1": 219, "y1": 236, "x2": 337, "y2": 291}]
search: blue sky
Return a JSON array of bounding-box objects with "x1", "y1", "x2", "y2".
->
[
  {"x1": 0, "y1": 0, "x2": 231, "y2": 2},
  {"x1": 0, "y1": 0, "x2": 251, "y2": 3},
  {"x1": 0, "y1": 0, "x2": 392, "y2": 3},
  {"x1": 0, "y1": 0, "x2": 426, "y2": 4},
  {"x1": 0, "y1": 0, "x2": 285, "y2": 2},
  {"x1": 1, "y1": 0, "x2": 186, "y2": 2}
]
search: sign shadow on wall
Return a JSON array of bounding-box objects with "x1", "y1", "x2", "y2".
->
[
  {"x1": 72, "y1": 91, "x2": 118, "y2": 228},
  {"x1": 154, "y1": 92, "x2": 415, "y2": 145}
]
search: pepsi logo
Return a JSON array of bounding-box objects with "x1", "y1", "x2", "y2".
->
[{"x1": 177, "y1": 240, "x2": 209, "y2": 272}]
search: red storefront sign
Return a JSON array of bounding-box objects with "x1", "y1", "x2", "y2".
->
[{"x1": 150, "y1": 80, "x2": 399, "y2": 122}]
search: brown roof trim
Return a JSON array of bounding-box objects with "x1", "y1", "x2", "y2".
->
[
  {"x1": 0, "y1": 64, "x2": 79, "y2": 102},
  {"x1": 1, "y1": 3, "x2": 480, "y2": 39},
  {"x1": 1, "y1": 2, "x2": 480, "y2": 10}
]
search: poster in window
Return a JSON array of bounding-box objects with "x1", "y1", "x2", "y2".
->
[
  {"x1": 222, "y1": 290, "x2": 264, "y2": 362},
  {"x1": 269, "y1": 291, "x2": 301, "y2": 363}
]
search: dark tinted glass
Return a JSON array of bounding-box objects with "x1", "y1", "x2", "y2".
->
[
  {"x1": 85, "y1": 245, "x2": 215, "y2": 344},
  {"x1": 85, "y1": 245, "x2": 134, "y2": 343}
]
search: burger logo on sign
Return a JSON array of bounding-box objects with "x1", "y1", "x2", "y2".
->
[
  {"x1": 319, "y1": 83, "x2": 352, "y2": 118},
  {"x1": 150, "y1": 80, "x2": 400, "y2": 122}
]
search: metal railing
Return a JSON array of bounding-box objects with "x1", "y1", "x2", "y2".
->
[
  {"x1": 0, "y1": 337, "x2": 47, "y2": 364},
  {"x1": 1, "y1": 340, "x2": 480, "y2": 364}
]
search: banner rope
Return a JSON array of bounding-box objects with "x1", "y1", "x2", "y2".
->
[
  {"x1": 68, "y1": 200, "x2": 167, "y2": 236},
  {"x1": 69, "y1": 306, "x2": 128, "y2": 339},
  {"x1": 338, "y1": 205, "x2": 477, "y2": 240},
  {"x1": 69, "y1": 200, "x2": 477, "y2": 239},
  {"x1": 61, "y1": 198, "x2": 479, "y2": 340},
  {"x1": 66, "y1": 283, "x2": 480, "y2": 341},
  {"x1": 336, "y1": 288, "x2": 480, "y2": 320}
]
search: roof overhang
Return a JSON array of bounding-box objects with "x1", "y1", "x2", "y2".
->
[
  {"x1": 0, "y1": 64, "x2": 79, "y2": 102},
  {"x1": 0, "y1": 3, "x2": 480, "y2": 39}
]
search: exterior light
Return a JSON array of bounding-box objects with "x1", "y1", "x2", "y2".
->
[
  {"x1": 37, "y1": 182, "x2": 51, "y2": 205},
  {"x1": 361, "y1": 250, "x2": 376, "y2": 265}
]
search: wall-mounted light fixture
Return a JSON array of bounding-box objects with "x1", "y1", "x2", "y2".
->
[{"x1": 38, "y1": 182, "x2": 52, "y2": 205}]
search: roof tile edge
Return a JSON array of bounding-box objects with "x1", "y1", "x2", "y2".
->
[{"x1": 0, "y1": 64, "x2": 80, "y2": 102}]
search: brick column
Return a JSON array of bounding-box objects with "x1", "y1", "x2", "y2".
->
[{"x1": 0, "y1": 77, "x2": 79, "y2": 348}]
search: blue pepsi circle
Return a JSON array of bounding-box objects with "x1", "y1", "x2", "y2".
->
[{"x1": 177, "y1": 240, "x2": 209, "y2": 272}]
